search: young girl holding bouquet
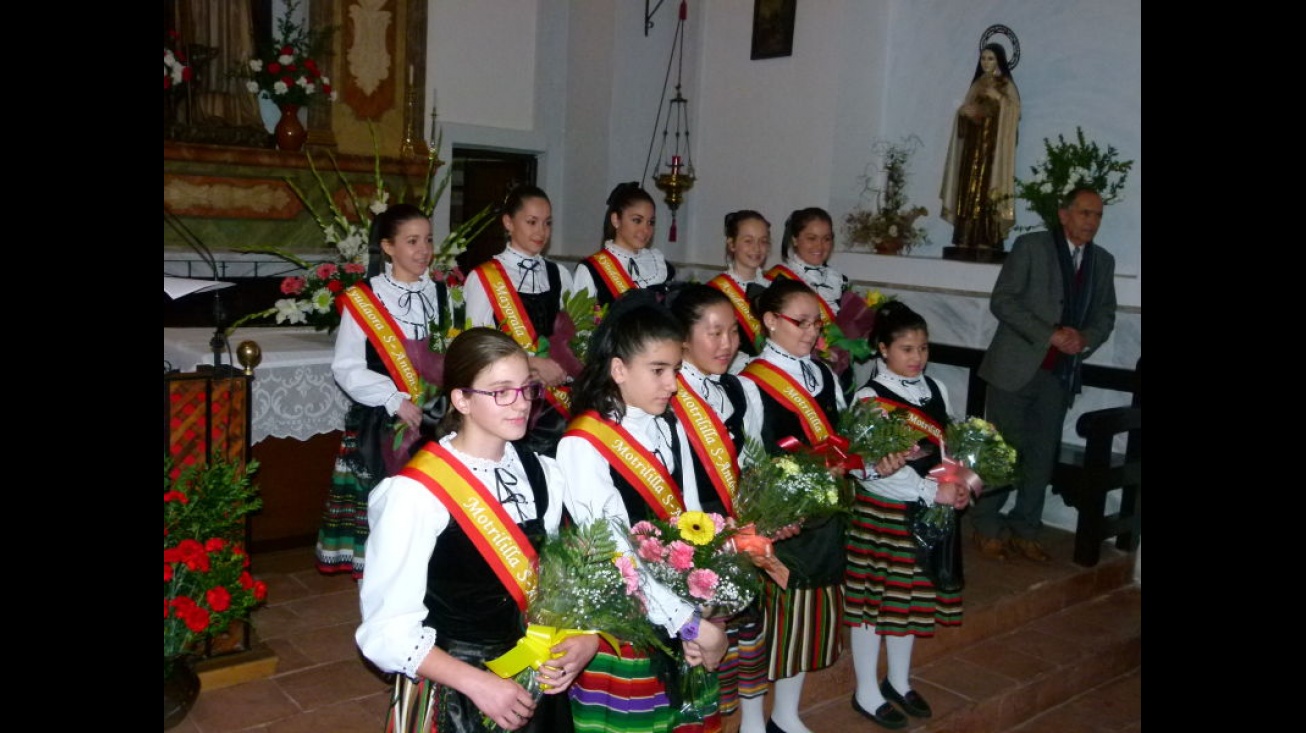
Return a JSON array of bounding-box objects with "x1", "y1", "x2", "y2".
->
[
  {"x1": 318, "y1": 203, "x2": 452, "y2": 578},
  {"x1": 556, "y1": 291, "x2": 729, "y2": 732},
  {"x1": 739, "y1": 278, "x2": 849, "y2": 733},
  {"x1": 844, "y1": 302, "x2": 968, "y2": 729},
  {"x1": 356, "y1": 328, "x2": 598, "y2": 732}
]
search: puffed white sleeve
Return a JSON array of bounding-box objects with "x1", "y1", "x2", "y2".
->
[
  {"x1": 674, "y1": 421, "x2": 704, "y2": 512},
  {"x1": 555, "y1": 434, "x2": 697, "y2": 636},
  {"x1": 535, "y1": 453, "x2": 570, "y2": 535},
  {"x1": 572, "y1": 261, "x2": 598, "y2": 299},
  {"x1": 462, "y1": 268, "x2": 497, "y2": 329},
  {"x1": 355, "y1": 475, "x2": 451, "y2": 679},
  {"x1": 332, "y1": 307, "x2": 407, "y2": 413},
  {"x1": 555, "y1": 261, "x2": 576, "y2": 301},
  {"x1": 737, "y1": 377, "x2": 765, "y2": 461}
]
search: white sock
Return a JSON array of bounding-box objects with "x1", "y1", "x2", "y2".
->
[
  {"x1": 885, "y1": 633, "x2": 916, "y2": 695},
  {"x1": 738, "y1": 694, "x2": 767, "y2": 733},
  {"x1": 770, "y1": 672, "x2": 810, "y2": 733},
  {"x1": 850, "y1": 624, "x2": 887, "y2": 710}
]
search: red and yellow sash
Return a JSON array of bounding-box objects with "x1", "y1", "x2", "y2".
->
[
  {"x1": 741, "y1": 359, "x2": 834, "y2": 445},
  {"x1": 401, "y1": 442, "x2": 538, "y2": 612},
  {"x1": 563, "y1": 411, "x2": 684, "y2": 520},
  {"x1": 870, "y1": 396, "x2": 945, "y2": 448},
  {"x1": 764, "y1": 264, "x2": 837, "y2": 324},
  {"x1": 671, "y1": 375, "x2": 739, "y2": 516},
  {"x1": 585, "y1": 250, "x2": 638, "y2": 300},
  {"x1": 338, "y1": 283, "x2": 423, "y2": 400},
  {"x1": 474, "y1": 260, "x2": 572, "y2": 418},
  {"x1": 707, "y1": 274, "x2": 762, "y2": 346}
]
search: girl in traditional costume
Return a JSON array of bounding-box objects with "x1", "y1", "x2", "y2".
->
[
  {"x1": 317, "y1": 203, "x2": 452, "y2": 578},
  {"x1": 356, "y1": 328, "x2": 597, "y2": 732},
  {"x1": 556, "y1": 292, "x2": 728, "y2": 733},
  {"x1": 845, "y1": 302, "x2": 968, "y2": 729},
  {"x1": 706, "y1": 210, "x2": 772, "y2": 371},
  {"x1": 738, "y1": 279, "x2": 849, "y2": 733},
  {"x1": 572, "y1": 182, "x2": 676, "y2": 307},
  {"x1": 464, "y1": 185, "x2": 579, "y2": 456}
]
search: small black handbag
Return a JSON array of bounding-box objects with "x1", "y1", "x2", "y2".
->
[{"x1": 904, "y1": 501, "x2": 965, "y2": 594}]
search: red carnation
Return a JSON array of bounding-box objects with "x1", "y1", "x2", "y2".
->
[
  {"x1": 304, "y1": 58, "x2": 319, "y2": 74},
  {"x1": 280, "y1": 44, "x2": 295, "y2": 56},
  {"x1": 182, "y1": 604, "x2": 211, "y2": 633},
  {"x1": 282, "y1": 276, "x2": 307, "y2": 295},
  {"x1": 204, "y1": 537, "x2": 227, "y2": 552},
  {"x1": 267, "y1": 61, "x2": 282, "y2": 75},
  {"x1": 254, "y1": 580, "x2": 269, "y2": 601},
  {"x1": 327, "y1": 280, "x2": 345, "y2": 294},
  {"x1": 206, "y1": 586, "x2": 232, "y2": 613},
  {"x1": 164, "y1": 563, "x2": 173, "y2": 582}
]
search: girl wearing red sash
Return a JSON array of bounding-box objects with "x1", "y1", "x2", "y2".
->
[
  {"x1": 739, "y1": 279, "x2": 847, "y2": 733},
  {"x1": 556, "y1": 293, "x2": 728, "y2": 733},
  {"x1": 668, "y1": 285, "x2": 777, "y2": 732},
  {"x1": 572, "y1": 182, "x2": 676, "y2": 307},
  {"x1": 318, "y1": 204, "x2": 452, "y2": 578},
  {"x1": 844, "y1": 302, "x2": 967, "y2": 729},
  {"x1": 357, "y1": 328, "x2": 597, "y2": 733},
  {"x1": 706, "y1": 210, "x2": 772, "y2": 369},
  {"x1": 464, "y1": 185, "x2": 580, "y2": 456},
  {"x1": 767, "y1": 208, "x2": 847, "y2": 317}
]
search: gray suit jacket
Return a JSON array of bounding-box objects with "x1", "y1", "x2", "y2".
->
[{"x1": 977, "y1": 229, "x2": 1117, "y2": 393}]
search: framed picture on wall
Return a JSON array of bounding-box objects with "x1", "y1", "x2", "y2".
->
[{"x1": 751, "y1": 0, "x2": 796, "y2": 60}]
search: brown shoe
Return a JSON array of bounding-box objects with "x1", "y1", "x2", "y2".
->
[
  {"x1": 1008, "y1": 537, "x2": 1052, "y2": 563},
  {"x1": 973, "y1": 533, "x2": 1008, "y2": 561}
]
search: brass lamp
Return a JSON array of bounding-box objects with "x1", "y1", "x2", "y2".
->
[{"x1": 645, "y1": 0, "x2": 696, "y2": 242}]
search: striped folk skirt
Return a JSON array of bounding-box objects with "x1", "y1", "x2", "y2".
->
[
  {"x1": 569, "y1": 638, "x2": 722, "y2": 733},
  {"x1": 844, "y1": 491, "x2": 963, "y2": 634},
  {"x1": 314, "y1": 404, "x2": 380, "y2": 578},
  {"x1": 714, "y1": 603, "x2": 767, "y2": 714},
  {"x1": 759, "y1": 581, "x2": 845, "y2": 681}
]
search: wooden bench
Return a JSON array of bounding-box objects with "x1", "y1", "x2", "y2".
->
[{"x1": 927, "y1": 345, "x2": 1141, "y2": 566}]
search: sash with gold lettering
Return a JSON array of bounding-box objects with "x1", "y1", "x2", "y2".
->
[
  {"x1": 868, "y1": 396, "x2": 945, "y2": 449},
  {"x1": 584, "y1": 250, "x2": 638, "y2": 301},
  {"x1": 741, "y1": 359, "x2": 835, "y2": 445},
  {"x1": 563, "y1": 411, "x2": 685, "y2": 520},
  {"x1": 473, "y1": 260, "x2": 572, "y2": 418},
  {"x1": 338, "y1": 283, "x2": 423, "y2": 400},
  {"x1": 707, "y1": 273, "x2": 763, "y2": 347},
  {"x1": 401, "y1": 442, "x2": 538, "y2": 612},
  {"x1": 671, "y1": 375, "x2": 739, "y2": 516},
  {"x1": 764, "y1": 264, "x2": 837, "y2": 325}
]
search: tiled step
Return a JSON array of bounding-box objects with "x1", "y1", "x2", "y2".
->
[{"x1": 720, "y1": 529, "x2": 1141, "y2": 732}]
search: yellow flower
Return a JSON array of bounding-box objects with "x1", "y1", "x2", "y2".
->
[
  {"x1": 446, "y1": 326, "x2": 463, "y2": 341},
  {"x1": 676, "y1": 511, "x2": 717, "y2": 546}
]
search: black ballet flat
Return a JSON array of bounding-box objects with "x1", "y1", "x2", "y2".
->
[
  {"x1": 851, "y1": 695, "x2": 908, "y2": 729},
  {"x1": 880, "y1": 678, "x2": 933, "y2": 718},
  {"x1": 765, "y1": 718, "x2": 792, "y2": 733}
]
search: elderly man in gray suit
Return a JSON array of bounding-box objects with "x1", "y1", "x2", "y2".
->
[{"x1": 971, "y1": 188, "x2": 1117, "y2": 562}]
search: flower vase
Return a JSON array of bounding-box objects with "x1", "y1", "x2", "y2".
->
[
  {"x1": 874, "y1": 237, "x2": 905, "y2": 255},
  {"x1": 164, "y1": 656, "x2": 201, "y2": 730},
  {"x1": 275, "y1": 104, "x2": 307, "y2": 152}
]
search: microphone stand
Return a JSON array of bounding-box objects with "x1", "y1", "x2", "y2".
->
[{"x1": 164, "y1": 205, "x2": 235, "y2": 372}]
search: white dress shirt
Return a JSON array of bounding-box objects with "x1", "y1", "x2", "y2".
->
[
  {"x1": 850, "y1": 366, "x2": 953, "y2": 503},
  {"x1": 784, "y1": 255, "x2": 847, "y2": 315},
  {"x1": 572, "y1": 241, "x2": 672, "y2": 297},
  {"x1": 463, "y1": 245, "x2": 575, "y2": 329},
  {"x1": 332, "y1": 264, "x2": 451, "y2": 414}
]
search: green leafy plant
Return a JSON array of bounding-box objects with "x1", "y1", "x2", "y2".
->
[
  {"x1": 735, "y1": 438, "x2": 851, "y2": 537},
  {"x1": 1013, "y1": 126, "x2": 1134, "y2": 232},
  {"x1": 838, "y1": 398, "x2": 921, "y2": 465},
  {"x1": 164, "y1": 457, "x2": 268, "y2": 671}
]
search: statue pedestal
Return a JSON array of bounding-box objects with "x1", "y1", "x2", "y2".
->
[{"x1": 942, "y1": 246, "x2": 1007, "y2": 264}]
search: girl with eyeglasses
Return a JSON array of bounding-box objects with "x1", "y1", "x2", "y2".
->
[
  {"x1": 318, "y1": 203, "x2": 453, "y2": 579},
  {"x1": 737, "y1": 278, "x2": 850, "y2": 733},
  {"x1": 357, "y1": 327, "x2": 597, "y2": 733},
  {"x1": 556, "y1": 291, "x2": 729, "y2": 733}
]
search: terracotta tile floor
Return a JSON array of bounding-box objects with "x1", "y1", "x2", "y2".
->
[{"x1": 171, "y1": 528, "x2": 1141, "y2": 732}]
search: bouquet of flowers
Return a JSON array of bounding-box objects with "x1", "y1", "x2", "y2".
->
[
  {"x1": 734, "y1": 439, "x2": 851, "y2": 538},
  {"x1": 838, "y1": 398, "x2": 922, "y2": 467},
  {"x1": 1013, "y1": 126, "x2": 1134, "y2": 232},
  {"x1": 164, "y1": 458, "x2": 269, "y2": 675},
  {"x1": 236, "y1": 0, "x2": 336, "y2": 108},
  {"x1": 561, "y1": 288, "x2": 606, "y2": 365},
  {"x1": 911, "y1": 416, "x2": 1018, "y2": 551},
  {"x1": 480, "y1": 518, "x2": 660, "y2": 733},
  {"x1": 163, "y1": 30, "x2": 192, "y2": 92},
  {"x1": 843, "y1": 136, "x2": 931, "y2": 254},
  {"x1": 629, "y1": 511, "x2": 760, "y2": 725}
]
